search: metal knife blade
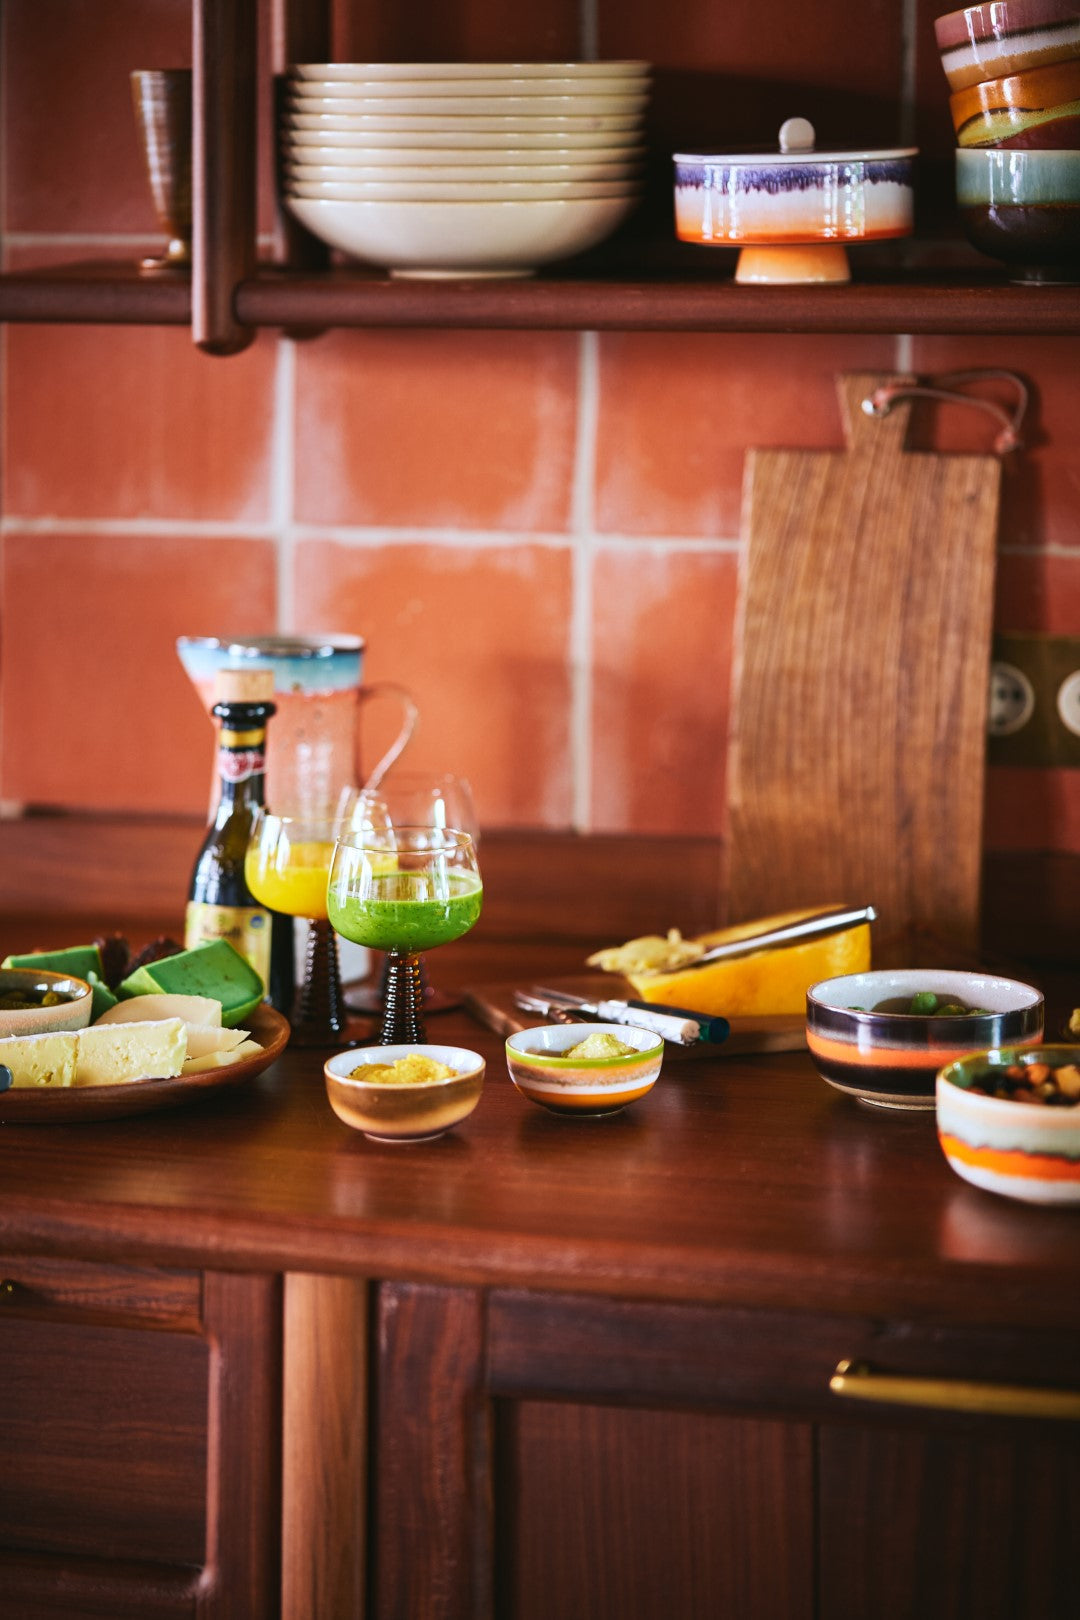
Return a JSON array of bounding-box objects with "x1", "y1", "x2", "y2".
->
[{"x1": 688, "y1": 904, "x2": 877, "y2": 969}]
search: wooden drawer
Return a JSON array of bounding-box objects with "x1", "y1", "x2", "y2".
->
[{"x1": 0, "y1": 1255, "x2": 201, "y2": 1327}]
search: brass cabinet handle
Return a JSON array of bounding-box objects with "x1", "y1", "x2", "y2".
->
[{"x1": 830, "y1": 1359, "x2": 1080, "y2": 1422}]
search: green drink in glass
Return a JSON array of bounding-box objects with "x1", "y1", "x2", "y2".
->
[{"x1": 328, "y1": 828, "x2": 482, "y2": 1044}]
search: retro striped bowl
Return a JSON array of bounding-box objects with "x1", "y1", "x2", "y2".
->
[
  {"x1": 806, "y1": 970, "x2": 1044, "y2": 1111},
  {"x1": 505, "y1": 1022, "x2": 664, "y2": 1116},
  {"x1": 937, "y1": 1045, "x2": 1080, "y2": 1204}
]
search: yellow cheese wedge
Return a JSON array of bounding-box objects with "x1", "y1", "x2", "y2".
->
[
  {"x1": 0, "y1": 1030, "x2": 79, "y2": 1087},
  {"x1": 73, "y1": 1018, "x2": 187, "y2": 1087},
  {"x1": 183, "y1": 1024, "x2": 251, "y2": 1060},
  {"x1": 95, "y1": 993, "x2": 222, "y2": 1028},
  {"x1": 182, "y1": 1037, "x2": 261, "y2": 1074},
  {"x1": 609, "y1": 906, "x2": 872, "y2": 1018}
]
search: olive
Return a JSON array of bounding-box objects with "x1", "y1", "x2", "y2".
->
[{"x1": 909, "y1": 991, "x2": 939, "y2": 1015}]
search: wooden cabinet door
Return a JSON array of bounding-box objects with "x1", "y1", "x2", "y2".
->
[{"x1": 0, "y1": 1259, "x2": 281, "y2": 1620}]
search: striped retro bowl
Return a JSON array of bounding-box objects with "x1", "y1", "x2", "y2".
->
[
  {"x1": 505, "y1": 1022, "x2": 664, "y2": 1116},
  {"x1": 806, "y1": 970, "x2": 1044, "y2": 1111},
  {"x1": 937, "y1": 1046, "x2": 1080, "y2": 1204}
]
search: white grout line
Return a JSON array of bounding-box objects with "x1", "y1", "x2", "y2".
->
[
  {"x1": 569, "y1": 330, "x2": 600, "y2": 829},
  {"x1": 0, "y1": 511, "x2": 742, "y2": 549}
]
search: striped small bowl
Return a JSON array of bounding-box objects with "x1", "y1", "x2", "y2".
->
[
  {"x1": 806, "y1": 970, "x2": 1044, "y2": 1110},
  {"x1": 505, "y1": 1022, "x2": 664, "y2": 1116},
  {"x1": 937, "y1": 1046, "x2": 1080, "y2": 1205}
]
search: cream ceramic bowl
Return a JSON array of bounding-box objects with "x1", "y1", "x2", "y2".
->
[
  {"x1": 282, "y1": 139, "x2": 646, "y2": 166},
  {"x1": 505, "y1": 1022, "x2": 664, "y2": 1116},
  {"x1": 289, "y1": 61, "x2": 652, "y2": 82},
  {"x1": 324, "y1": 1043, "x2": 485, "y2": 1142},
  {"x1": 0, "y1": 967, "x2": 94, "y2": 1039},
  {"x1": 284, "y1": 125, "x2": 647, "y2": 150},
  {"x1": 284, "y1": 160, "x2": 642, "y2": 183},
  {"x1": 286, "y1": 93, "x2": 650, "y2": 119},
  {"x1": 286, "y1": 110, "x2": 644, "y2": 135},
  {"x1": 285, "y1": 178, "x2": 638, "y2": 202},
  {"x1": 285, "y1": 191, "x2": 637, "y2": 275},
  {"x1": 288, "y1": 77, "x2": 650, "y2": 101}
]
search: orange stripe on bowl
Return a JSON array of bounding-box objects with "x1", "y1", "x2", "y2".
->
[
  {"x1": 939, "y1": 1131, "x2": 1080, "y2": 1182},
  {"x1": 808, "y1": 1031, "x2": 1042, "y2": 1070}
]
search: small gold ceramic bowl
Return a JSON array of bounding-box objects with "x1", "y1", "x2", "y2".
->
[
  {"x1": 0, "y1": 967, "x2": 94, "y2": 1039},
  {"x1": 323, "y1": 1043, "x2": 485, "y2": 1142}
]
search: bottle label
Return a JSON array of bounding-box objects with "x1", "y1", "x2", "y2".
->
[
  {"x1": 185, "y1": 902, "x2": 272, "y2": 991},
  {"x1": 216, "y1": 738, "x2": 266, "y2": 784}
]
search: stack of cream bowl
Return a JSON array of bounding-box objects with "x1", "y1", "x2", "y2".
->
[{"x1": 281, "y1": 61, "x2": 651, "y2": 277}]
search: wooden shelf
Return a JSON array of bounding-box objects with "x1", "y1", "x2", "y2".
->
[{"x1": 2, "y1": 258, "x2": 1079, "y2": 337}]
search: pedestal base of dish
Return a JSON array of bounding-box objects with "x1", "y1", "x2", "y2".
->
[{"x1": 735, "y1": 242, "x2": 851, "y2": 283}]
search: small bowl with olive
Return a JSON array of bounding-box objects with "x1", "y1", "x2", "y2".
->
[
  {"x1": 0, "y1": 967, "x2": 94, "y2": 1039},
  {"x1": 806, "y1": 969, "x2": 1044, "y2": 1111}
]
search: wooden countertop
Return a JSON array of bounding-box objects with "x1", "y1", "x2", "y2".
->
[{"x1": 1, "y1": 930, "x2": 1078, "y2": 1334}]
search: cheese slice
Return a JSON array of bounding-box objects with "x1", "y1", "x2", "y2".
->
[
  {"x1": 183, "y1": 1024, "x2": 250, "y2": 1060},
  {"x1": 0, "y1": 1030, "x2": 79, "y2": 1088},
  {"x1": 96, "y1": 993, "x2": 222, "y2": 1029},
  {"x1": 74, "y1": 1018, "x2": 187, "y2": 1088},
  {"x1": 182, "y1": 1037, "x2": 261, "y2": 1074}
]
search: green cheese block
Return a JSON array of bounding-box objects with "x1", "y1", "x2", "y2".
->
[
  {"x1": 119, "y1": 939, "x2": 265, "y2": 1028},
  {"x1": 2, "y1": 943, "x2": 103, "y2": 982},
  {"x1": 86, "y1": 972, "x2": 119, "y2": 1020}
]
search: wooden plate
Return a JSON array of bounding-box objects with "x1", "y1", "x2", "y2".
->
[{"x1": 0, "y1": 1003, "x2": 290, "y2": 1124}]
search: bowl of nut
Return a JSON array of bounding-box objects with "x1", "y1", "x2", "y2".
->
[{"x1": 937, "y1": 1045, "x2": 1080, "y2": 1204}]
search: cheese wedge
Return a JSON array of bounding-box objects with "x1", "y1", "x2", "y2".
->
[
  {"x1": 182, "y1": 1038, "x2": 261, "y2": 1074},
  {"x1": 73, "y1": 1018, "x2": 187, "y2": 1087},
  {"x1": 183, "y1": 1024, "x2": 250, "y2": 1060},
  {"x1": 96, "y1": 993, "x2": 222, "y2": 1029},
  {"x1": 0, "y1": 1030, "x2": 79, "y2": 1087},
  {"x1": 592, "y1": 906, "x2": 873, "y2": 1019}
]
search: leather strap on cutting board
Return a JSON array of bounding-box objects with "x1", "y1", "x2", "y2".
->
[{"x1": 726, "y1": 372, "x2": 1002, "y2": 968}]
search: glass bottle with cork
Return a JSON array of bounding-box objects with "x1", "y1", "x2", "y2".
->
[{"x1": 185, "y1": 667, "x2": 294, "y2": 1014}]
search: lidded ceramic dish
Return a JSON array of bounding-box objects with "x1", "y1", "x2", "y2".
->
[{"x1": 673, "y1": 117, "x2": 917, "y2": 283}]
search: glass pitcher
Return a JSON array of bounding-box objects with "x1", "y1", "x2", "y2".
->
[{"x1": 177, "y1": 634, "x2": 418, "y2": 816}]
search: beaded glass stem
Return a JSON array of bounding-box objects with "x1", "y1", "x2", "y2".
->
[
  {"x1": 292, "y1": 918, "x2": 347, "y2": 1047},
  {"x1": 379, "y1": 950, "x2": 426, "y2": 1044}
]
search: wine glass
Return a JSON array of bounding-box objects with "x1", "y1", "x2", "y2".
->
[
  {"x1": 245, "y1": 808, "x2": 352, "y2": 1048},
  {"x1": 327, "y1": 827, "x2": 482, "y2": 1045},
  {"x1": 339, "y1": 772, "x2": 479, "y2": 1015}
]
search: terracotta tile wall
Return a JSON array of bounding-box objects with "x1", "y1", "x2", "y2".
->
[{"x1": 1, "y1": 0, "x2": 1077, "y2": 850}]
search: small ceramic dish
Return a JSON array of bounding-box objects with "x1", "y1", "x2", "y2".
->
[
  {"x1": 949, "y1": 56, "x2": 1080, "y2": 147},
  {"x1": 283, "y1": 160, "x2": 642, "y2": 185},
  {"x1": 937, "y1": 1045, "x2": 1080, "y2": 1204},
  {"x1": 806, "y1": 969, "x2": 1044, "y2": 1110},
  {"x1": 957, "y1": 146, "x2": 1080, "y2": 279},
  {"x1": 284, "y1": 91, "x2": 650, "y2": 119},
  {"x1": 284, "y1": 178, "x2": 637, "y2": 202},
  {"x1": 285, "y1": 110, "x2": 645, "y2": 136},
  {"x1": 324, "y1": 1043, "x2": 485, "y2": 1142},
  {"x1": 934, "y1": 1, "x2": 1080, "y2": 93},
  {"x1": 673, "y1": 118, "x2": 917, "y2": 284},
  {"x1": 283, "y1": 125, "x2": 647, "y2": 150},
  {"x1": 0, "y1": 967, "x2": 94, "y2": 1040},
  {"x1": 289, "y1": 61, "x2": 653, "y2": 83},
  {"x1": 505, "y1": 1022, "x2": 664, "y2": 1116}
]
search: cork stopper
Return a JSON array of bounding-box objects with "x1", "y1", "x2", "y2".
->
[{"x1": 213, "y1": 666, "x2": 275, "y2": 705}]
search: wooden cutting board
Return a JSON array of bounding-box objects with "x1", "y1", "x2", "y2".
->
[
  {"x1": 462, "y1": 973, "x2": 807, "y2": 1058},
  {"x1": 726, "y1": 372, "x2": 1002, "y2": 968}
]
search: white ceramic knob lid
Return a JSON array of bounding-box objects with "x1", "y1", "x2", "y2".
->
[{"x1": 779, "y1": 117, "x2": 815, "y2": 153}]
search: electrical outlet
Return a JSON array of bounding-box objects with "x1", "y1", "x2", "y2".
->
[{"x1": 988, "y1": 633, "x2": 1080, "y2": 768}]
